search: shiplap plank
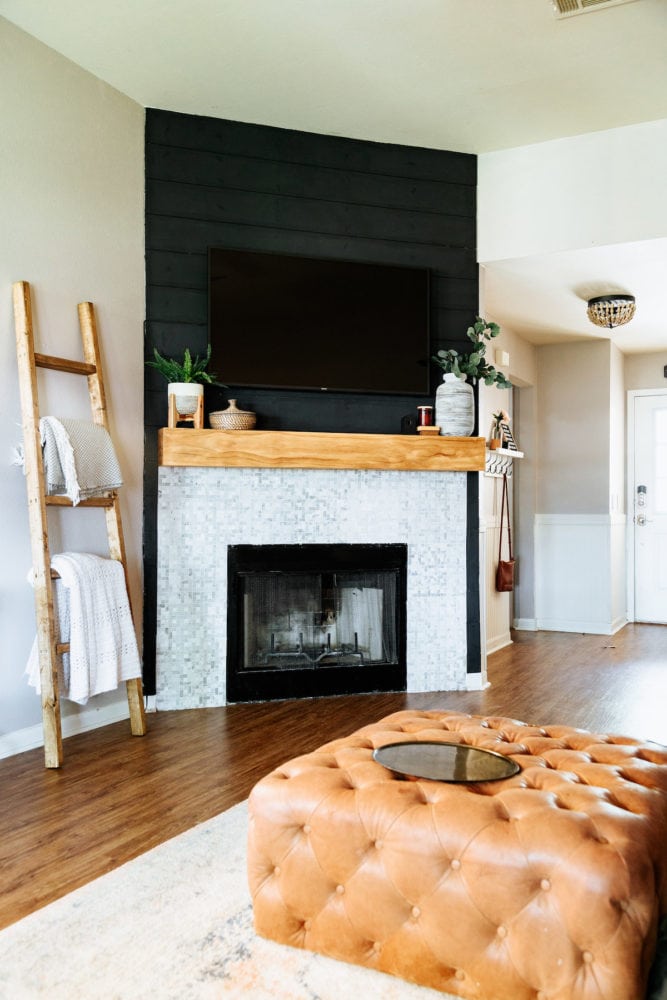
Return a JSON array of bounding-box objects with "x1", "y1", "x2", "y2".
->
[
  {"x1": 147, "y1": 144, "x2": 475, "y2": 217},
  {"x1": 145, "y1": 216, "x2": 477, "y2": 276},
  {"x1": 146, "y1": 110, "x2": 476, "y2": 186},
  {"x1": 148, "y1": 179, "x2": 475, "y2": 249}
]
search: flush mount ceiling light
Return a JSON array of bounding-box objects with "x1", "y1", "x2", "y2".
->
[{"x1": 587, "y1": 294, "x2": 636, "y2": 329}]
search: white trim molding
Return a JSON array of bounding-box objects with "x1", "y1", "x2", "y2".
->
[{"x1": 513, "y1": 618, "x2": 538, "y2": 631}]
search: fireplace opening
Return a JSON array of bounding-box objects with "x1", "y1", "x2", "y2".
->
[{"x1": 227, "y1": 543, "x2": 407, "y2": 702}]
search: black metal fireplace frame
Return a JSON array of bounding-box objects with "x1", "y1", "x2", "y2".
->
[{"x1": 226, "y1": 543, "x2": 408, "y2": 703}]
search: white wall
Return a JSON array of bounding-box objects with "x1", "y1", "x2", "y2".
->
[
  {"x1": 625, "y1": 352, "x2": 667, "y2": 391},
  {"x1": 0, "y1": 19, "x2": 145, "y2": 756},
  {"x1": 478, "y1": 118, "x2": 667, "y2": 262},
  {"x1": 536, "y1": 341, "x2": 611, "y2": 515}
]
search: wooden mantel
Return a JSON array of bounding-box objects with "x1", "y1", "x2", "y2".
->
[{"x1": 158, "y1": 428, "x2": 485, "y2": 472}]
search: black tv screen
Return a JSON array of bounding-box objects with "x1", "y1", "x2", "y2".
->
[{"x1": 208, "y1": 248, "x2": 430, "y2": 395}]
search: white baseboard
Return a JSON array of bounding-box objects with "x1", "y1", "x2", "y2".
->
[
  {"x1": 535, "y1": 618, "x2": 619, "y2": 635},
  {"x1": 508, "y1": 618, "x2": 625, "y2": 635},
  {"x1": 486, "y1": 632, "x2": 513, "y2": 656},
  {"x1": 513, "y1": 618, "x2": 537, "y2": 631},
  {"x1": 0, "y1": 701, "x2": 132, "y2": 761}
]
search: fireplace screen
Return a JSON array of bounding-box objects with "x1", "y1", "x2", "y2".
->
[
  {"x1": 241, "y1": 569, "x2": 398, "y2": 670},
  {"x1": 227, "y1": 544, "x2": 407, "y2": 702}
]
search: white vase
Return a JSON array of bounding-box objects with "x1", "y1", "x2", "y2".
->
[
  {"x1": 168, "y1": 382, "x2": 203, "y2": 415},
  {"x1": 435, "y1": 373, "x2": 474, "y2": 436}
]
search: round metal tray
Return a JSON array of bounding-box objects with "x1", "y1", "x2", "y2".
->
[{"x1": 373, "y1": 740, "x2": 521, "y2": 783}]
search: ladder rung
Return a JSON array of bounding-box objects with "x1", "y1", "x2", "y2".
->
[
  {"x1": 34, "y1": 352, "x2": 96, "y2": 377},
  {"x1": 45, "y1": 494, "x2": 117, "y2": 508},
  {"x1": 56, "y1": 642, "x2": 70, "y2": 655}
]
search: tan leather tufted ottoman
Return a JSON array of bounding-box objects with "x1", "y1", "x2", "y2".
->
[{"x1": 247, "y1": 710, "x2": 667, "y2": 1000}]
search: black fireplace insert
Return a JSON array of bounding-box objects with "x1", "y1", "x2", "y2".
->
[{"x1": 226, "y1": 543, "x2": 407, "y2": 702}]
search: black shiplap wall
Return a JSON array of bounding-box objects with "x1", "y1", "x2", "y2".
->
[{"x1": 144, "y1": 109, "x2": 480, "y2": 693}]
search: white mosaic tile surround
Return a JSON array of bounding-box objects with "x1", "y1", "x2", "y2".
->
[{"x1": 156, "y1": 467, "x2": 469, "y2": 709}]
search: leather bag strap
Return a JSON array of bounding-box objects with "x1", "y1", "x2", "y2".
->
[{"x1": 498, "y1": 473, "x2": 513, "y2": 561}]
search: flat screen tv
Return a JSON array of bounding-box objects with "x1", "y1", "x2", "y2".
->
[{"x1": 208, "y1": 247, "x2": 430, "y2": 395}]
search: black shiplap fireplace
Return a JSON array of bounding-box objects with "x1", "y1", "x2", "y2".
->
[{"x1": 226, "y1": 543, "x2": 407, "y2": 702}]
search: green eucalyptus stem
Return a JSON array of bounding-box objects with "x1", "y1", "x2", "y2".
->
[{"x1": 431, "y1": 316, "x2": 511, "y2": 390}]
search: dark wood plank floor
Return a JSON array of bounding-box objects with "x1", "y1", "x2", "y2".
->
[{"x1": 0, "y1": 624, "x2": 665, "y2": 931}]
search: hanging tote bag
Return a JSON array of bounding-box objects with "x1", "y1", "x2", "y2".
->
[{"x1": 495, "y1": 472, "x2": 515, "y2": 592}]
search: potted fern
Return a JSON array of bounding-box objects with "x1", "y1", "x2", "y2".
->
[
  {"x1": 146, "y1": 347, "x2": 222, "y2": 424},
  {"x1": 431, "y1": 318, "x2": 511, "y2": 436}
]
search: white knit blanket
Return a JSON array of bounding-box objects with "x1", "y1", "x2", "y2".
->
[
  {"x1": 26, "y1": 553, "x2": 142, "y2": 705},
  {"x1": 40, "y1": 416, "x2": 123, "y2": 506}
]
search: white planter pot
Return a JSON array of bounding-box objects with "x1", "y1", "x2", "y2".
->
[
  {"x1": 435, "y1": 373, "x2": 474, "y2": 436},
  {"x1": 168, "y1": 382, "x2": 203, "y2": 415}
]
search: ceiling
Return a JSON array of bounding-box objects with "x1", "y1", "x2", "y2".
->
[{"x1": 2, "y1": 0, "x2": 666, "y2": 354}]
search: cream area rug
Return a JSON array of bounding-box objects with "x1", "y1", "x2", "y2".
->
[
  {"x1": 0, "y1": 800, "x2": 665, "y2": 1000},
  {"x1": 0, "y1": 801, "x2": 447, "y2": 1000}
]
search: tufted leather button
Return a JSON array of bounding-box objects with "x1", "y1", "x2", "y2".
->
[
  {"x1": 537, "y1": 992, "x2": 547, "y2": 1000},
  {"x1": 451, "y1": 859, "x2": 461, "y2": 870},
  {"x1": 274, "y1": 865, "x2": 281, "y2": 876},
  {"x1": 372, "y1": 941, "x2": 382, "y2": 953},
  {"x1": 497, "y1": 925, "x2": 507, "y2": 939},
  {"x1": 540, "y1": 878, "x2": 551, "y2": 891},
  {"x1": 303, "y1": 824, "x2": 311, "y2": 834},
  {"x1": 455, "y1": 969, "x2": 466, "y2": 981},
  {"x1": 411, "y1": 906, "x2": 421, "y2": 919},
  {"x1": 597, "y1": 836, "x2": 609, "y2": 844},
  {"x1": 582, "y1": 951, "x2": 594, "y2": 964},
  {"x1": 375, "y1": 839, "x2": 383, "y2": 849},
  {"x1": 304, "y1": 919, "x2": 311, "y2": 931},
  {"x1": 336, "y1": 884, "x2": 345, "y2": 894}
]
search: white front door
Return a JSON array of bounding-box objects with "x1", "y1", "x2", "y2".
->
[{"x1": 632, "y1": 392, "x2": 667, "y2": 623}]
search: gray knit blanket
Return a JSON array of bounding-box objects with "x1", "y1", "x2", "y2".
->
[{"x1": 40, "y1": 416, "x2": 122, "y2": 505}]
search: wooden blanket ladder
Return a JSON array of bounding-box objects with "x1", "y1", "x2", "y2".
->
[{"x1": 13, "y1": 280, "x2": 146, "y2": 768}]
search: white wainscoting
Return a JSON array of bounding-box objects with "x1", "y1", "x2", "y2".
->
[{"x1": 535, "y1": 514, "x2": 627, "y2": 634}]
